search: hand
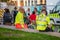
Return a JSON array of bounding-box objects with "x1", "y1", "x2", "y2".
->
[{"x1": 48, "y1": 24, "x2": 52, "y2": 28}]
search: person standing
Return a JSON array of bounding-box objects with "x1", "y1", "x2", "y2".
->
[
  {"x1": 13, "y1": 7, "x2": 18, "y2": 23},
  {"x1": 3, "y1": 8, "x2": 12, "y2": 25}
]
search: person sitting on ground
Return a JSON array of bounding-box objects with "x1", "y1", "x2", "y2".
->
[
  {"x1": 36, "y1": 9, "x2": 53, "y2": 32},
  {"x1": 29, "y1": 11, "x2": 36, "y2": 29},
  {"x1": 15, "y1": 7, "x2": 28, "y2": 29}
]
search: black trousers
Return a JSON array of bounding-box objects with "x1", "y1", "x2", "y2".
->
[
  {"x1": 39, "y1": 27, "x2": 53, "y2": 32},
  {"x1": 45, "y1": 27, "x2": 53, "y2": 32}
]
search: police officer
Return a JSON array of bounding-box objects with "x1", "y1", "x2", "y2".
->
[{"x1": 36, "y1": 10, "x2": 52, "y2": 32}]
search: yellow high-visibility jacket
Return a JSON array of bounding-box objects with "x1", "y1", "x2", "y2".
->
[
  {"x1": 15, "y1": 12, "x2": 24, "y2": 25},
  {"x1": 36, "y1": 14, "x2": 50, "y2": 30}
]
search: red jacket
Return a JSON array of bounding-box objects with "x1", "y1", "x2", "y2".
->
[{"x1": 29, "y1": 14, "x2": 36, "y2": 21}]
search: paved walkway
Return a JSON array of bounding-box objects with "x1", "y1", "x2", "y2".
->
[{"x1": 0, "y1": 25, "x2": 60, "y2": 37}]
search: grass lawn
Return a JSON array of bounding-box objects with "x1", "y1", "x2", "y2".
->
[{"x1": 0, "y1": 28, "x2": 60, "y2": 40}]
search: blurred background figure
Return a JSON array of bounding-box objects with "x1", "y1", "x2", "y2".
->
[
  {"x1": 11, "y1": 7, "x2": 18, "y2": 24},
  {"x1": 26, "y1": 8, "x2": 30, "y2": 17},
  {"x1": 0, "y1": 9, "x2": 4, "y2": 25},
  {"x1": 29, "y1": 11, "x2": 36, "y2": 23},
  {"x1": 29, "y1": 11, "x2": 36, "y2": 29},
  {"x1": 3, "y1": 8, "x2": 12, "y2": 25},
  {"x1": 25, "y1": 8, "x2": 31, "y2": 25},
  {"x1": 34, "y1": 7, "x2": 40, "y2": 15}
]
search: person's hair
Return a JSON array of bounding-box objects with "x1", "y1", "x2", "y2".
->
[
  {"x1": 34, "y1": 7, "x2": 37, "y2": 11},
  {"x1": 4, "y1": 8, "x2": 10, "y2": 13},
  {"x1": 28, "y1": 8, "x2": 30, "y2": 11},
  {"x1": 41, "y1": 9, "x2": 47, "y2": 15},
  {"x1": 19, "y1": 7, "x2": 25, "y2": 13},
  {"x1": 28, "y1": 13, "x2": 30, "y2": 15},
  {"x1": 32, "y1": 11, "x2": 35, "y2": 14},
  {"x1": 14, "y1": 7, "x2": 17, "y2": 10}
]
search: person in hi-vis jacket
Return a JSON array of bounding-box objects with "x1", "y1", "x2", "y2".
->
[
  {"x1": 36, "y1": 10, "x2": 52, "y2": 31},
  {"x1": 15, "y1": 7, "x2": 28, "y2": 29}
]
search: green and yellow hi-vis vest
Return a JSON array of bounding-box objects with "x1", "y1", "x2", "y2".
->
[
  {"x1": 36, "y1": 14, "x2": 50, "y2": 30},
  {"x1": 15, "y1": 12, "x2": 24, "y2": 25},
  {"x1": 48, "y1": 13, "x2": 60, "y2": 18}
]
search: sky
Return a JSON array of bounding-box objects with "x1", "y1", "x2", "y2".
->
[
  {"x1": 46, "y1": 0, "x2": 59, "y2": 5},
  {"x1": 46, "y1": 0, "x2": 59, "y2": 13}
]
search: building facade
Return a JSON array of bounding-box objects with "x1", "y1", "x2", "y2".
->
[
  {"x1": 6, "y1": 0, "x2": 46, "y2": 13},
  {"x1": 24, "y1": 0, "x2": 46, "y2": 6},
  {"x1": 7, "y1": 0, "x2": 46, "y2": 7},
  {"x1": 0, "y1": 0, "x2": 46, "y2": 7},
  {"x1": 0, "y1": 0, "x2": 46, "y2": 13}
]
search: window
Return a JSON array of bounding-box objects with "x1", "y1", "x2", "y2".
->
[
  {"x1": 1, "y1": 0, "x2": 9, "y2": 2},
  {"x1": 28, "y1": 0, "x2": 30, "y2": 6},
  {"x1": 35, "y1": 0, "x2": 37, "y2": 6},
  {"x1": 56, "y1": 6, "x2": 60, "y2": 11},
  {"x1": 25, "y1": 1, "x2": 27, "y2": 6},
  {"x1": 56, "y1": 2, "x2": 60, "y2": 11},
  {"x1": 32, "y1": 1, "x2": 33, "y2": 6},
  {"x1": 20, "y1": 0, "x2": 24, "y2": 6},
  {"x1": 20, "y1": 0, "x2": 23, "y2": 2},
  {"x1": 40, "y1": 0, "x2": 42, "y2": 5},
  {"x1": 42, "y1": 0, "x2": 46, "y2": 5}
]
